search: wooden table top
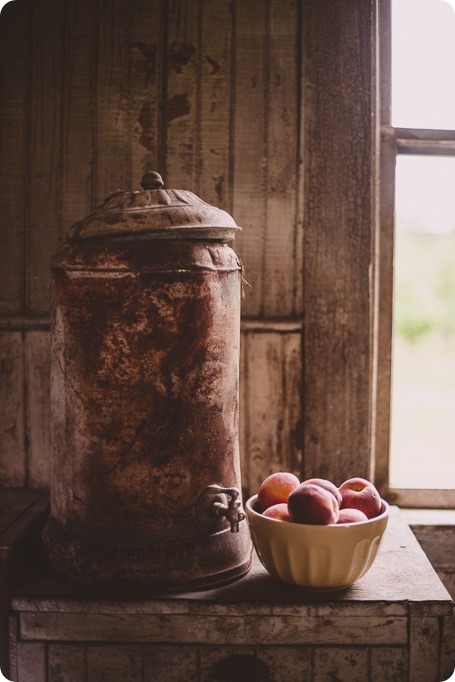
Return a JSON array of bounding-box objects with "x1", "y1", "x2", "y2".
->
[{"x1": 12, "y1": 506, "x2": 453, "y2": 617}]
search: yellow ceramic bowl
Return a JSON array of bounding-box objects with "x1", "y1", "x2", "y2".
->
[{"x1": 246, "y1": 495, "x2": 389, "y2": 590}]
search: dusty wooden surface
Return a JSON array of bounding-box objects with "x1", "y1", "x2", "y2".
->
[
  {"x1": 12, "y1": 508, "x2": 453, "y2": 612},
  {"x1": 8, "y1": 508, "x2": 454, "y2": 681}
]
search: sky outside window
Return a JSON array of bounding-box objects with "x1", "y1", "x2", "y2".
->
[
  {"x1": 392, "y1": 0, "x2": 455, "y2": 129},
  {"x1": 390, "y1": 0, "x2": 455, "y2": 490}
]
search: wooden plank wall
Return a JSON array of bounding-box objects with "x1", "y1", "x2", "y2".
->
[
  {"x1": 0, "y1": 0, "x2": 375, "y2": 496},
  {"x1": 301, "y1": 0, "x2": 375, "y2": 483}
]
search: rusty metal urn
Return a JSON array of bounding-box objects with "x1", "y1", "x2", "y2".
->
[{"x1": 43, "y1": 173, "x2": 252, "y2": 592}]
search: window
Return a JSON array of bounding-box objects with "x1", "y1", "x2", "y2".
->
[{"x1": 376, "y1": 0, "x2": 455, "y2": 507}]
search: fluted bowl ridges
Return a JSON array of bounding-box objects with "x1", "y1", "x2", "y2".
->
[{"x1": 246, "y1": 495, "x2": 389, "y2": 590}]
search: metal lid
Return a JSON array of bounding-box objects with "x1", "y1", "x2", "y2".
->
[{"x1": 67, "y1": 172, "x2": 240, "y2": 241}]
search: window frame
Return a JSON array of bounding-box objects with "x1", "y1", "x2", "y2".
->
[{"x1": 374, "y1": 0, "x2": 455, "y2": 508}]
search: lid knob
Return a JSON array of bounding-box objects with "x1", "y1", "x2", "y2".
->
[{"x1": 141, "y1": 171, "x2": 164, "y2": 190}]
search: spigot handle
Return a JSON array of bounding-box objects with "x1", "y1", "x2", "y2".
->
[
  {"x1": 204, "y1": 485, "x2": 245, "y2": 533},
  {"x1": 206, "y1": 484, "x2": 240, "y2": 501}
]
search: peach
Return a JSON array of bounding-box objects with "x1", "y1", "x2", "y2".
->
[
  {"x1": 256, "y1": 471, "x2": 300, "y2": 513},
  {"x1": 339, "y1": 477, "x2": 382, "y2": 519},
  {"x1": 288, "y1": 483, "x2": 339, "y2": 525},
  {"x1": 336, "y1": 508, "x2": 368, "y2": 524},
  {"x1": 262, "y1": 503, "x2": 291, "y2": 522},
  {"x1": 301, "y1": 477, "x2": 342, "y2": 507}
]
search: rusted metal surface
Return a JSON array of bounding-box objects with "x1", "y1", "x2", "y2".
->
[
  {"x1": 43, "y1": 180, "x2": 252, "y2": 592},
  {"x1": 67, "y1": 181, "x2": 240, "y2": 242}
]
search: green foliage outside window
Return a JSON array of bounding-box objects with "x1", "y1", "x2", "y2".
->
[{"x1": 394, "y1": 227, "x2": 455, "y2": 341}]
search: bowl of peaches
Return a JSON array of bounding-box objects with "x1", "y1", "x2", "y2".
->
[{"x1": 246, "y1": 474, "x2": 389, "y2": 590}]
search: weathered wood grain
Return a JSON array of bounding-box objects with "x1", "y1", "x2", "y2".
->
[
  {"x1": 27, "y1": 0, "x2": 65, "y2": 315},
  {"x1": 0, "y1": 0, "x2": 30, "y2": 315},
  {"x1": 437, "y1": 570, "x2": 455, "y2": 599},
  {"x1": 61, "y1": 0, "x2": 98, "y2": 231},
  {"x1": 17, "y1": 642, "x2": 46, "y2": 682},
  {"x1": 7, "y1": 614, "x2": 19, "y2": 682},
  {"x1": 373, "y1": 131, "x2": 396, "y2": 494},
  {"x1": 143, "y1": 645, "x2": 197, "y2": 682},
  {"x1": 440, "y1": 609, "x2": 455, "y2": 682},
  {"x1": 314, "y1": 647, "x2": 369, "y2": 681},
  {"x1": 0, "y1": 333, "x2": 25, "y2": 486},
  {"x1": 283, "y1": 332, "x2": 303, "y2": 477},
  {"x1": 95, "y1": 0, "x2": 131, "y2": 203},
  {"x1": 263, "y1": 0, "x2": 300, "y2": 318},
  {"x1": 48, "y1": 644, "x2": 86, "y2": 682},
  {"x1": 197, "y1": 0, "x2": 232, "y2": 210},
  {"x1": 231, "y1": 0, "x2": 267, "y2": 317},
  {"x1": 87, "y1": 645, "x2": 141, "y2": 682},
  {"x1": 164, "y1": 0, "x2": 199, "y2": 188},
  {"x1": 232, "y1": 0, "x2": 302, "y2": 319},
  {"x1": 409, "y1": 617, "x2": 441, "y2": 682},
  {"x1": 301, "y1": 0, "x2": 376, "y2": 484},
  {"x1": 240, "y1": 332, "x2": 302, "y2": 498},
  {"x1": 129, "y1": 0, "x2": 162, "y2": 182},
  {"x1": 411, "y1": 525, "x2": 455, "y2": 568},
  {"x1": 256, "y1": 646, "x2": 312, "y2": 681},
  {"x1": 19, "y1": 612, "x2": 407, "y2": 646},
  {"x1": 356, "y1": 507, "x2": 453, "y2": 609},
  {"x1": 25, "y1": 331, "x2": 51, "y2": 488},
  {"x1": 370, "y1": 646, "x2": 409, "y2": 681},
  {"x1": 243, "y1": 332, "x2": 284, "y2": 494}
]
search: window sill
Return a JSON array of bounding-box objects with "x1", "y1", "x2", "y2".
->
[{"x1": 402, "y1": 508, "x2": 455, "y2": 526}]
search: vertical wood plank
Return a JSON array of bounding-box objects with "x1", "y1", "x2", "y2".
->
[
  {"x1": 232, "y1": 0, "x2": 267, "y2": 317},
  {"x1": 0, "y1": 568, "x2": 9, "y2": 680},
  {"x1": 61, "y1": 0, "x2": 97, "y2": 231},
  {"x1": 17, "y1": 642, "x2": 46, "y2": 682},
  {"x1": 282, "y1": 332, "x2": 303, "y2": 477},
  {"x1": 95, "y1": 0, "x2": 131, "y2": 203},
  {"x1": 301, "y1": 0, "x2": 375, "y2": 483},
  {"x1": 129, "y1": 1, "x2": 163, "y2": 183},
  {"x1": 373, "y1": 132, "x2": 396, "y2": 492},
  {"x1": 246, "y1": 333, "x2": 285, "y2": 494},
  {"x1": 243, "y1": 332, "x2": 302, "y2": 497},
  {"x1": 87, "y1": 645, "x2": 141, "y2": 682},
  {"x1": 376, "y1": 0, "x2": 392, "y2": 493},
  {"x1": 0, "y1": 333, "x2": 25, "y2": 486},
  {"x1": 164, "y1": 0, "x2": 199, "y2": 188},
  {"x1": 0, "y1": 0, "x2": 30, "y2": 314},
  {"x1": 25, "y1": 331, "x2": 51, "y2": 488},
  {"x1": 263, "y1": 0, "x2": 300, "y2": 317},
  {"x1": 440, "y1": 612, "x2": 455, "y2": 682},
  {"x1": 27, "y1": 0, "x2": 65, "y2": 315},
  {"x1": 409, "y1": 617, "x2": 441, "y2": 682},
  {"x1": 143, "y1": 645, "x2": 197, "y2": 681},
  {"x1": 370, "y1": 646, "x2": 408, "y2": 681},
  {"x1": 256, "y1": 646, "x2": 312, "y2": 680},
  {"x1": 197, "y1": 0, "x2": 232, "y2": 210},
  {"x1": 313, "y1": 647, "x2": 369, "y2": 682},
  {"x1": 8, "y1": 614, "x2": 19, "y2": 682},
  {"x1": 48, "y1": 644, "x2": 86, "y2": 682}
]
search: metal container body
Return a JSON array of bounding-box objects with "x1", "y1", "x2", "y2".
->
[{"x1": 44, "y1": 237, "x2": 252, "y2": 591}]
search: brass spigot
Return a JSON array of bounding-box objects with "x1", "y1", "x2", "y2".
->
[{"x1": 205, "y1": 485, "x2": 246, "y2": 533}]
